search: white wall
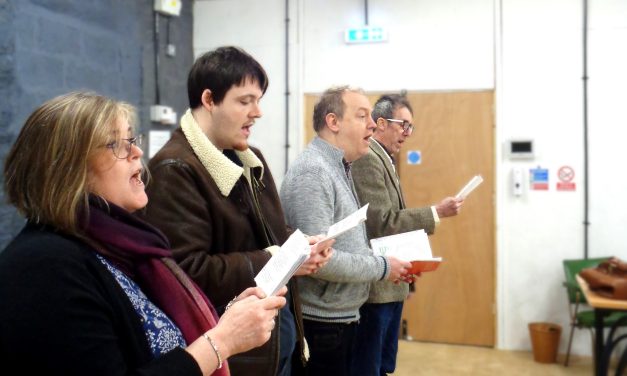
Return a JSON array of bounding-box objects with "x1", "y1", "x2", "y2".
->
[
  {"x1": 497, "y1": 0, "x2": 586, "y2": 352},
  {"x1": 588, "y1": 0, "x2": 627, "y2": 256},
  {"x1": 194, "y1": 0, "x2": 301, "y2": 177},
  {"x1": 497, "y1": 0, "x2": 627, "y2": 354},
  {"x1": 300, "y1": 0, "x2": 494, "y2": 91},
  {"x1": 193, "y1": 0, "x2": 627, "y2": 356}
]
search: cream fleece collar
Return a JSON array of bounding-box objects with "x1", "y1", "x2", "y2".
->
[{"x1": 180, "y1": 109, "x2": 264, "y2": 197}]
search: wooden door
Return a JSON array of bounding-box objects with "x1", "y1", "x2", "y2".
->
[
  {"x1": 398, "y1": 91, "x2": 495, "y2": 347},
  {"x1": 302, "y1": 90, "x2": 495, "y2": 347}
]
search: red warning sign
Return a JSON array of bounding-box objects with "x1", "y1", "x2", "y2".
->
[{"x1": 557, "y1": 166, "x2": 576, "y2": 191}]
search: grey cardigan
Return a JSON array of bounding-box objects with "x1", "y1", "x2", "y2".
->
[{"x1": 280, "y1": 137, "x2": 391, "y2": 323}]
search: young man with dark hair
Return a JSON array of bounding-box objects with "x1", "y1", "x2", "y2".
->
[{"x1": 142, "y1": 46, "x2": 331, "y2": 376}]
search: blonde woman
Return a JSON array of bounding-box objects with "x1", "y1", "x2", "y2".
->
[{"x1": 0, "y1": 91, "x2": 284, "y2": 375}]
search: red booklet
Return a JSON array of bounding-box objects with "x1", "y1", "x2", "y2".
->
[
  {"x1": 370, "y1": 230, "x2": 442, "y2": 274},
  {"x1": 409, "y1": 260, "x2": 441, "y2": 274}
]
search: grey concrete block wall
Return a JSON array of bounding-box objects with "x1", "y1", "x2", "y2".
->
[{"x1": 0, "y1": 0, "x2": 193, "y2": 249}]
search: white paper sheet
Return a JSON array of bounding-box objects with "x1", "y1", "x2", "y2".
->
[
  {"x1": 317, "y1": 203, "x2": 369, "y2": 244},
  {"x1": 370, "y1": 230, "x2": 440, "y2": 262},
  {"x1": 455, "y1": 175, "x2": 484, "y2": 199},
  {"x1": 254, "y1": 229, "x2": 310, "y2": 296}
]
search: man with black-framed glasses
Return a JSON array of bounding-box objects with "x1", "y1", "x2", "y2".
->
[
  {"x1": 350, "y1": 94, "x2": 464, "y2": 376},
  {"x1": 384, "y1": 118, "x2": 414, "y2": 135}
]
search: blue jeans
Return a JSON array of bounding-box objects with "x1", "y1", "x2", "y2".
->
[
  {"x1": 351, "y1": 302, "x2": 403, "y2": 376},
  {"x1": 277, "y1": 357, "x2": 292, "y2": 376},
  {"x1": 277, "y1": 291, "x2": 296, "y2": 376},
  {"x1": 303, "y1": 319, "x2": 357, "y2": 376}
]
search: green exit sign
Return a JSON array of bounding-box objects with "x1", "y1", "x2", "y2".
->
[{"x1": 344, "y1": 26, "x2": 388, "y2": 44}]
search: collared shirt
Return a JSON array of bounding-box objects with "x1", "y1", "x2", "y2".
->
[
  {"x1": 342, "y1": 159, "x2": 352, "y2": 179},
  {"x1": 373, "y1": 139, "x2": 396, "y2": 174},
  {"x1": 374, "y1": 139, "x2": 395, "y2": 164}
]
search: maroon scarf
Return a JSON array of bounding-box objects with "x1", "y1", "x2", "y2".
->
[{"x1": 85, "y1": 198, "x2": 229, "y2": 375}]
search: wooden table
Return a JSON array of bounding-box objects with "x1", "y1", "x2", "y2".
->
[{"x1": 576, "y1": 275, "x2": 627, "y2": 375}]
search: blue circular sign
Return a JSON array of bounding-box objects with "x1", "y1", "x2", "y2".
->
[{"x1": 407, "y1": 151, "x2": 421, "y2": 165}]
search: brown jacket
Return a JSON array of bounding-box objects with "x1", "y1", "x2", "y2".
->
[{"x1": 141, "y1": 125, "x2": 305, "y2": 375}]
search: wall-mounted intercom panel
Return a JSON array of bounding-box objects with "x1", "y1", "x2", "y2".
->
[{"x1": 506, "y1": 139, "x2": 534, "y2": 160}]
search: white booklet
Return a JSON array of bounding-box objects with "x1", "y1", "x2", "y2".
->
[
  {"x1": 254, "y1": 229, "x2": 311, "y2": 296},
  {"x1": 255, "y1": 205, "x2": 370, "y2": 295},
  {"x1": 456, "y1": 175, "x2": 483, "y2": 199},
  {"x1": 316, "y1": 203, "x2": 369, "y2": 244},
  {"x1": 370, "y1": 230, "x2": 442, "y2": 273}
]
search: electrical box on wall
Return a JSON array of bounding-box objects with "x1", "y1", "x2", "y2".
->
[
  {"x1": 150, "y1": 105, "x2": 177, "y2": 125},
  {"x1": 506, "y1": 139, "x2": 534, "y2": 160},
  {"x1": 154, "y1": 0, "x2": 182, "y2": 17}
]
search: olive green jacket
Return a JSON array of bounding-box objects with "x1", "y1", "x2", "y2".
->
[{"x1": 351, "y1": 139, "x2": 436, "y2": 303}]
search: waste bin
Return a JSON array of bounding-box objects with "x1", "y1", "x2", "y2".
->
[{"x1": 528, "y1": 322, "x2": 562, "y2": 363}]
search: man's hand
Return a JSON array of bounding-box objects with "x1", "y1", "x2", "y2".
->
[
  {"x1": 399, "y1": 272, "x2": 421, "y2": 284},
  {"x1": 294, "y1": 235, "x2": 335, "y2": 276},
  {"x1": 385, "y1": 256, "x2": 412, "y2": 282},
  {"x1": 435, "y1": 197, "x2": 464, "y2": 218}
]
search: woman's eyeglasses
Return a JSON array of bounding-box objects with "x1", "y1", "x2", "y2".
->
[
  {"x1": 105, "y1": 135, "x2": 143, "y2": 159},
  {"x1": 385, "y1": 119, "x2": 414, "y2": 134}
]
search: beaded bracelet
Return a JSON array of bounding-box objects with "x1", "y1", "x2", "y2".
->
[
  {"x1": 224, "y1": 296, "x2": 237, "y2": 312},
  {"x1": 203, "y1": 333, "x2": 223, "y2": 369}
]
